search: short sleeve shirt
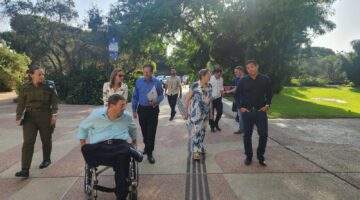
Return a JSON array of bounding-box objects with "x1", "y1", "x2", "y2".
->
[{"x1": 165, "y1": 76, "x2": 181, "y2": 95}]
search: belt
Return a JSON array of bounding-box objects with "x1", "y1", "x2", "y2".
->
[
  {"x1": 243, "y1": 106, "x2": 263, "y2": 112},
  {"x1": 138, "y1": 105, "x2": 159, "y2": 109},
  {"x1": 26, "y1": 107, "x2": 50, "y2": 112},
  {"x1": 100, "y1": 139, "x2": 126, "y2": 145}
]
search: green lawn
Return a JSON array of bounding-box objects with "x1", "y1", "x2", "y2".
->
[{"x1": 226, "y1": 86, "x2": 360, "y2": 118}]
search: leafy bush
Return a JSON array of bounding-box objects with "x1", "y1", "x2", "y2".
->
[
  {"x1": 126, "y1": 70, "x2": 143, "y2": 103},
  {"x1": 343, "y1": 40, "x2": 360, "y2": 87},
  {"x1": 0, "y1": 42, "x2": 30, "y2": 92},
  {"x1": 288, "y1": 78, "x2": 301, "y2": 87},
  {"x1": 48, "y1": 66, "x2": 138, "y2": 105},
  {"x1": 48, "y1": 66, "x2": 107, "y2": 105},
  {"x1": 298, "y1": 76, "x2": 327, "y2": 87}
]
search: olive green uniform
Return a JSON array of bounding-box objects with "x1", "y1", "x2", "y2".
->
[{"x1": 16, "y1": 80, "x2": 58, "y2": 170}]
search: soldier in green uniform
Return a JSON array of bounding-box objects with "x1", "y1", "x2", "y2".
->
[{"x1": 15, "y1": 66, "x2": 58, "y2": 178}]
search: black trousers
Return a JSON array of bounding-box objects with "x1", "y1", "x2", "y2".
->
[
  {"x1": 81, "y1": 140, "x2": 131, "y2": 200},
  {"x1": 137, "y1": 105, "x2": 160, "y2": 155},
  {"x1": 167, "y1": 94, "x2": 178, "y2": 117},
  {"x1": 242, "y1": 111, "x2": 268, "y2": 161},
  {"x1": 210, "y1": 97, "x2": 223, "y2": 128}
]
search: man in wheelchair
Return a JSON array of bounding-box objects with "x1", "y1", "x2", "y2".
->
[{"x1": 77, "y1": 94, "x2": 143, "y2": 200}]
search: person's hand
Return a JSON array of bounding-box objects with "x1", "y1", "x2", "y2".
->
[
  {"x1": 51, "y1": 115, "x2": 57, "y2": 126},
  {"x1": 259, "y1": 105, "x2": 270, "y2": 112},
  {"x1": 179, "y1": 93, "x2": 182, "y2": 99},
  {"x1": 204, "y1": 96, "x2": 211, "y2": 104},
  {"x1": 240, "y1": 108, "x2": 249, "y2": 113},
  {"x1": 131, "y1": 140, "x2": 137, "y2": 147},
  {"x1": 183, "y1": 111, "x2": 189, "y2": 120},
  {"x1": 16, "y1": 119, "x2": 21, "y2": 126},
  {"x1": 133, "y1": 112, "x2": 138, "y2": 119},
  {"x1": 80, "y1": 139, "x2": 86, "y2": 147},
  {"x1": 149, "y1": 100, "x2": 157, "y2": 107}
]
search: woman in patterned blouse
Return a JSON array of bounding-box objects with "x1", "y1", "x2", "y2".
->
[
  {"x1": 103, "y1": 68, "x2": 128, "y2": 106},
  {"x1": 185, "y1": 69, "x2": 213, "y2": 160}
]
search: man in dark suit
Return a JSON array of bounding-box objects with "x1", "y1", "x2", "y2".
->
[{"x1": 236, "y1": 60, "x2": 273, "y2": 166}]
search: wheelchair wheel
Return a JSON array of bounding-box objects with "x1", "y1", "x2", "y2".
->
[
  {"x1": 84, "y1": 165, "x2": 92, "y2": 195},
  {"x1": 84, "y1": 165, "x2": 97, "y2": 200},
  {"x1": 134, "y1": 160, "x2": 139, "y2": 185},
  {"x1": 128, "y1": 159, "x2": 139, "y2": 200},
  {"x1": 129, "y1": 187, "x2": 138, "y2": 200}
]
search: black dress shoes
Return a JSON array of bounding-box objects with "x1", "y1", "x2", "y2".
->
[
  {"x1": 147, "y1": 154, "x2": 156, "y2": 164},
  {"x1": 259, "y1": 160, "x2": 267, "y2": 167},
  {"x1": 15, "y1": 169, "x2": 29, "y2": 178},
  {"x1": 170, "y1": 112, "x2": 176, "y2": 121},
  {"x1": 129, "y1": 147, "x2": 144, "y2": 162},
  {"x1": 244, "y1": 158, "x2": 252, "y2": 166},
  {"x1": 215, "y1": 125, "x2": 221, "y2": 131},
  {"x1": 39, "y1": 160, "x2": 51, "y2": 169}
]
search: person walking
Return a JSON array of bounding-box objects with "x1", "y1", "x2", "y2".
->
[
  {"x1": 164, "y1": 67, "x2": 182, "y2": 121},
  {"x1": 103, "y1": 68, "x2": 128, "y2": 106},
  {"x1": 209, "y1": 67, "x2": 224, "y2": 132},
  {"x1": 15, "y1": 66, "x2": 58, "y2": 177},
  {"x1": 185, "y1": 69, "x2": 213, "y2": 160},
  {"x1": 225, "y1": 66, "x2": 246, "y2": 134},
  {"x1": 236, "y1": 60, "x2": 272, "y2": 166},
  {"x1": 132, "y1": 64, "x2": 164, "y2": 164}
]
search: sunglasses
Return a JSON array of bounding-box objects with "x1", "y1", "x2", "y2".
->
[{"x1": 118, "y1": 74, "x2": 124, "y2": 77}]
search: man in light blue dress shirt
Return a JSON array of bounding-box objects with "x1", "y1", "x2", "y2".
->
[
  {"x1": 77, "y1": 94, "x2": 141, "y2": 200},
  {"x1": 132, "y1": 64, "x2": 164, "y2": 164},
  {"x1": 77, "y1": 103, "x2": 137, "y2": 145}
]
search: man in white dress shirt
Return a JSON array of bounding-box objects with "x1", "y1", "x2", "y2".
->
[{"x1": 209, "y1": 66, "x2": 224, "y2": 132}]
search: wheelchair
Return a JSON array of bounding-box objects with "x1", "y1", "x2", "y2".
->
[{"x1": 83, "y1": 157, "x2": 139, "y2": 200}]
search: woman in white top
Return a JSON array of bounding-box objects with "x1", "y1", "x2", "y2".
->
[{"x1": 103, "y1": 68, "x2": 128, "y2": 106}]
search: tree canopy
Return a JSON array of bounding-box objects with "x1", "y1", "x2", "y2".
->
[
  {"x1": 107, "y1": 0, "x2": 336, "y2": 91},
  {"x1": 1, "y1": 0, "x2": 338, "y2": 96},
  {"x1": 342, "y1": 40, "x2": 360, "y2": 87}
]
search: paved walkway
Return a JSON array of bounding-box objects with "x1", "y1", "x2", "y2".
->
[{"x1": 0, "y1": 92, "x2": 359, "y2": 200}]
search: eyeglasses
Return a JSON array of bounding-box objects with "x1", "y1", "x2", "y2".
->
[{"x1": 118, "y1": 74, "x2": 124, "y2": 78}]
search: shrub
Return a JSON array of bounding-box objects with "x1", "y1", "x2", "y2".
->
[
  {"x1": 342, "y1": 40, "x2": 360, "y2": 87},
  {"x1": 288, "y1": 78, "x2": 301, "y2": 87},
  {"x1": 48, "y1": 66, "x2": 107, "y2": 105},
  {"x1": 298, "y1": 76, "x2": 327, "y2": 87},
  {"x1": 0, "y1": 43, "x2": 30, "y2": 92},
  {"x1": 48, "y1": 66, "x2": 138, "y2": 105}
]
